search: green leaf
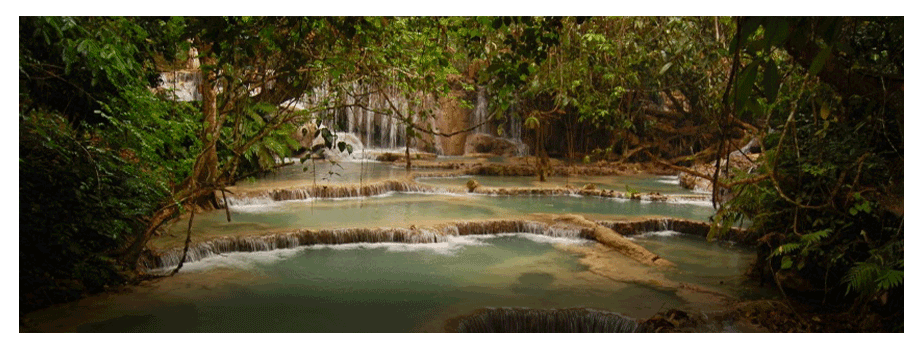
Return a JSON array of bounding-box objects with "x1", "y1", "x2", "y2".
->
[
  {"x1": 739, "y1": 17, "x2": 763, "y2": 43},
  {"x1": 734, "y1": 63, "x2": 758, "y2": 113},
  {"x1": 524, "y1": 116, "x2": 540, "y2": 129},
  {"x1": 486, "y1": 61, "x2": 505, "y2": 74},
  {"x1": 780, "y1": 256, "x2": 793, "y2": 270},
  {"x1": 808, "y1": 44, "x2": 833, "y2": 76},
  {"x1": 765, "y1": 18, "x2": 791, "y2": 46},
  {"x1": 876, "y1": 269, "x2": 903, "y2": 290},
  {"x1": 762, "y1": 60, "x2": 780, "y2": 103},
  {"x1": 802, "y1": 229, "x2": 831, "y2": 245},
  {"x1": 492, "y1": 17, "x2": 503, "y2": 29},
  {"x1": 658, "y1": 62, "x2": 673, "y2": 76}
]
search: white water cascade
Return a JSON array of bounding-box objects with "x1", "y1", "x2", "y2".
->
[{"x1": 155, "y1": 69, "x2": 529, "y2": 156}]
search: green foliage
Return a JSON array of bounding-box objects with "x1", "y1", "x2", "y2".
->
[
  {"x1": 19, "y1": 17, "x2": 903, "y2": 329},
  {"x1": 20, "y1": 111, "x2": 167, "y2": 311},
  {"x1": 715, "y1": 17, "x2": 903, "y2": 317},
  {"x1": 20, "y1": 17, "x2": 163, "y2": 126},
  {"x1": 844, "y1": 262, "x2": 903, "y2": 296},
  {"x1": 20, "y1": 16, "x2": 202, "y2": 311},
  {"x1": 624, "y1": 185, "x2": 639, "y2": 197},
  {"x1": 459, "y1": 17, "x2": 736, "y2": 162}
]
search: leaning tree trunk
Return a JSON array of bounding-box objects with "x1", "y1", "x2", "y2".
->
[
  {"x1": 187, "y1": 42, "x2": 221, "y2": 210},
  {"x1": 195, "y1": 50, "x2": 219, "y2": 188}
]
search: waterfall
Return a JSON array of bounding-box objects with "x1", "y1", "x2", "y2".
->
[
  {"x1": 157, "y1": 71, "x2": 202, "y2": 102},
  {"x1": 221, "y1": 177, "x2": 711, "y2": 207},
  {"x1": 509, "y1": 104, "x2": 522, "y2": 141},
  {"x1": 142, "y1": 219, "x2": 597, "y2": 270},
  {"x1": 220, "y1": 180, "x2": 458, "y2": 207},
  {"x1": 473, "y1": 86, "x2": 489, "y2": 134},
  {"x1": 594, "y1": 218, "x2": 751, "y2": 243},
  {"x1": 141, "y1": 227, "x2": 444, "y2": 270},
  {"x1": 157, "y1": 68, "x2": 532, "y2": 155},
  {"x1": 450, "y1": 308, "x2": 645, "y2": 333},
  {"x1": 450, "y1": 220, "x2": 593, "y2": 240},
  {"x1": 141, "y1": 217, "x2": 751, "y2": 271}
]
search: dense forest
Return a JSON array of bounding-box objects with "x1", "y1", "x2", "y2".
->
[{"x1": 19, "y1": 16, "x2": 902, "y2": 331}]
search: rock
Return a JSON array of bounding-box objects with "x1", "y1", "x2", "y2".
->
[
  {"x1": 679, "y1": 151, "x2": 760, "y2": 194},
  {"x1": 376, "y1": 152, "x2": 400, "y2": 162},
  {"x1": 292, "y1": 121, "x2": 321, "y2": 150},
  {"x1": 550, "y1": 214, "x2": 675, "y2": 267},
  {"x1": 582, "y1": 183, "x2": 597, "y2": 190},
  {"x1": 463, "y1": 133, "x2": 523, "y2": 156},
  {"x1": 741, "y1": 136, "x2": 762, "y2": 154},
  {"x1": 466, "y1": 179, "x2": 480, "y2": 192}
]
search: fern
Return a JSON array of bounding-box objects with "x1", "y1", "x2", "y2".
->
[
  {"x1": 876, "y1": 269, "x2": 903, "y2": 290},
  {"x1": 844, "y1": 262, "x2": 879, "y2": 296},
  {"x1": 771, "y1": 242, "x2": 804, "y2": 257},
  {"x1": 802, "y1": 228, "x2": 831, "y2": 244}
]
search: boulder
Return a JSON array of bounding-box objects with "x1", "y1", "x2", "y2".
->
[
  {"x1": 463, "y1": 133, "x2": 522, "y2": 157},
  {"x1": 292, "y1": 121, "x2": 322, "y2": 150},
  {"x1": 376, "y1": 152, "x2": 400, "y2": 162},
  {"x1": 466, "y1": 179, "x2": 480, "y2": 192}
]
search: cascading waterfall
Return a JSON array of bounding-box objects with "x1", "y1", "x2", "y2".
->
[
  {"x1": 450, "y1": 220, "x2": 591, "y2": 239},
  {"x1": 220, "y1": 177, "x2": 712, "y2": 207},
  {"x1": 595, "y1": 218, "x2": 751, "y2": 242},
  {"x1": 141, "y1": 217, "x2": 747, "y2": 271},
  {"x1": 141, "y1": 219, "x2": 596, "y2": 270},
  {"x1": 293, "y1": 81, "x2": 532, "y2": 155},
  {"x1": 450, "y1": 308, "x2": 645, "y2": 333},
  {"x1": 157, "y1": 66, "x2": 531, "y2": 155},
  {"x1": 472, "y1": 86, "x2": 489, "y2": 134},
  {"x1": 508, "y1": 104, "x2": 522, "y2": 141},
  {"x1": 142, "y1": 226, "x2": 444, "y2": 270},
  {"x1": 220, "y1": 180, "x2": 457, "y2": 207},
  {"x1": 157, "y1": 71, "x2": 202, "y2": 102}
]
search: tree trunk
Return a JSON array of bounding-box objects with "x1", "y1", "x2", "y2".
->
[
  {"x1": 195, "y1": 47, "x2": 219, "y2": 187},
  {"x1": 405, "y1": 128, "x2": 411, "y2": 173},
  {"x1": 185, "y1": 41, "x2": 221, "y2": 210},
  {"x1": 537, "y1": 123, "x2": 548, "y2": 182}
]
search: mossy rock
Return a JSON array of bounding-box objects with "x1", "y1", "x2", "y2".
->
[
  {"x1": 376, "y1": 153, "x2": 400, "y2": 162},
  {"x1": 466, "y1": 179, "x2": 480, "y2": 192}
]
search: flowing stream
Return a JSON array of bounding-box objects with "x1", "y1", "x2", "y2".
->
[{"x1": 23, "y1": 158, "x2": 774, "y2": 332}]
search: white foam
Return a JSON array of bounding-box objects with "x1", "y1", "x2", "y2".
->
[
  {"x1": 228, "y1": 201, "x2": 286, "y2": 212},
  {"x1": 170, "y1": 246, "x2": 307, "y2": 273},
  {"x1": 668, "y1": 197, "x2": 714, "y2": 207},
  {"x1": 632, "y1": 230, "x2": 683, "y2": 239},
  {"x1": 465, "y1": 232, "x2": 591, "y2": 245},
  {"x1": 301, "y1": 233, "x2": 488, "y2": 255},
  {"x1": 306, "y1": 240, "x2": 463, "y2": 256},
  {"x1": 656, "y1": 176, "x2": 681, "y2": 185},
  {"x1": 325, "y1": 192, "x2": 395, "y2": 201}
]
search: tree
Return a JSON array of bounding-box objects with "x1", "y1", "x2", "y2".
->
[
  {"x1": 711, "y1": 17, "x2": 903, "y2": 329},
  {"x1": 19, "y1": 16, "x2": 201, "y2": 311}
]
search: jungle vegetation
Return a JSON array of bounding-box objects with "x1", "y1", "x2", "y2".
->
[{"x1": 19, "y1": 16, "x2": 902, "y2": 330}]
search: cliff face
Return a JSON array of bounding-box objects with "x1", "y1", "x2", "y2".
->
[{"x1": 435, "y1": 89, "x2": 471, "y2": 155}]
